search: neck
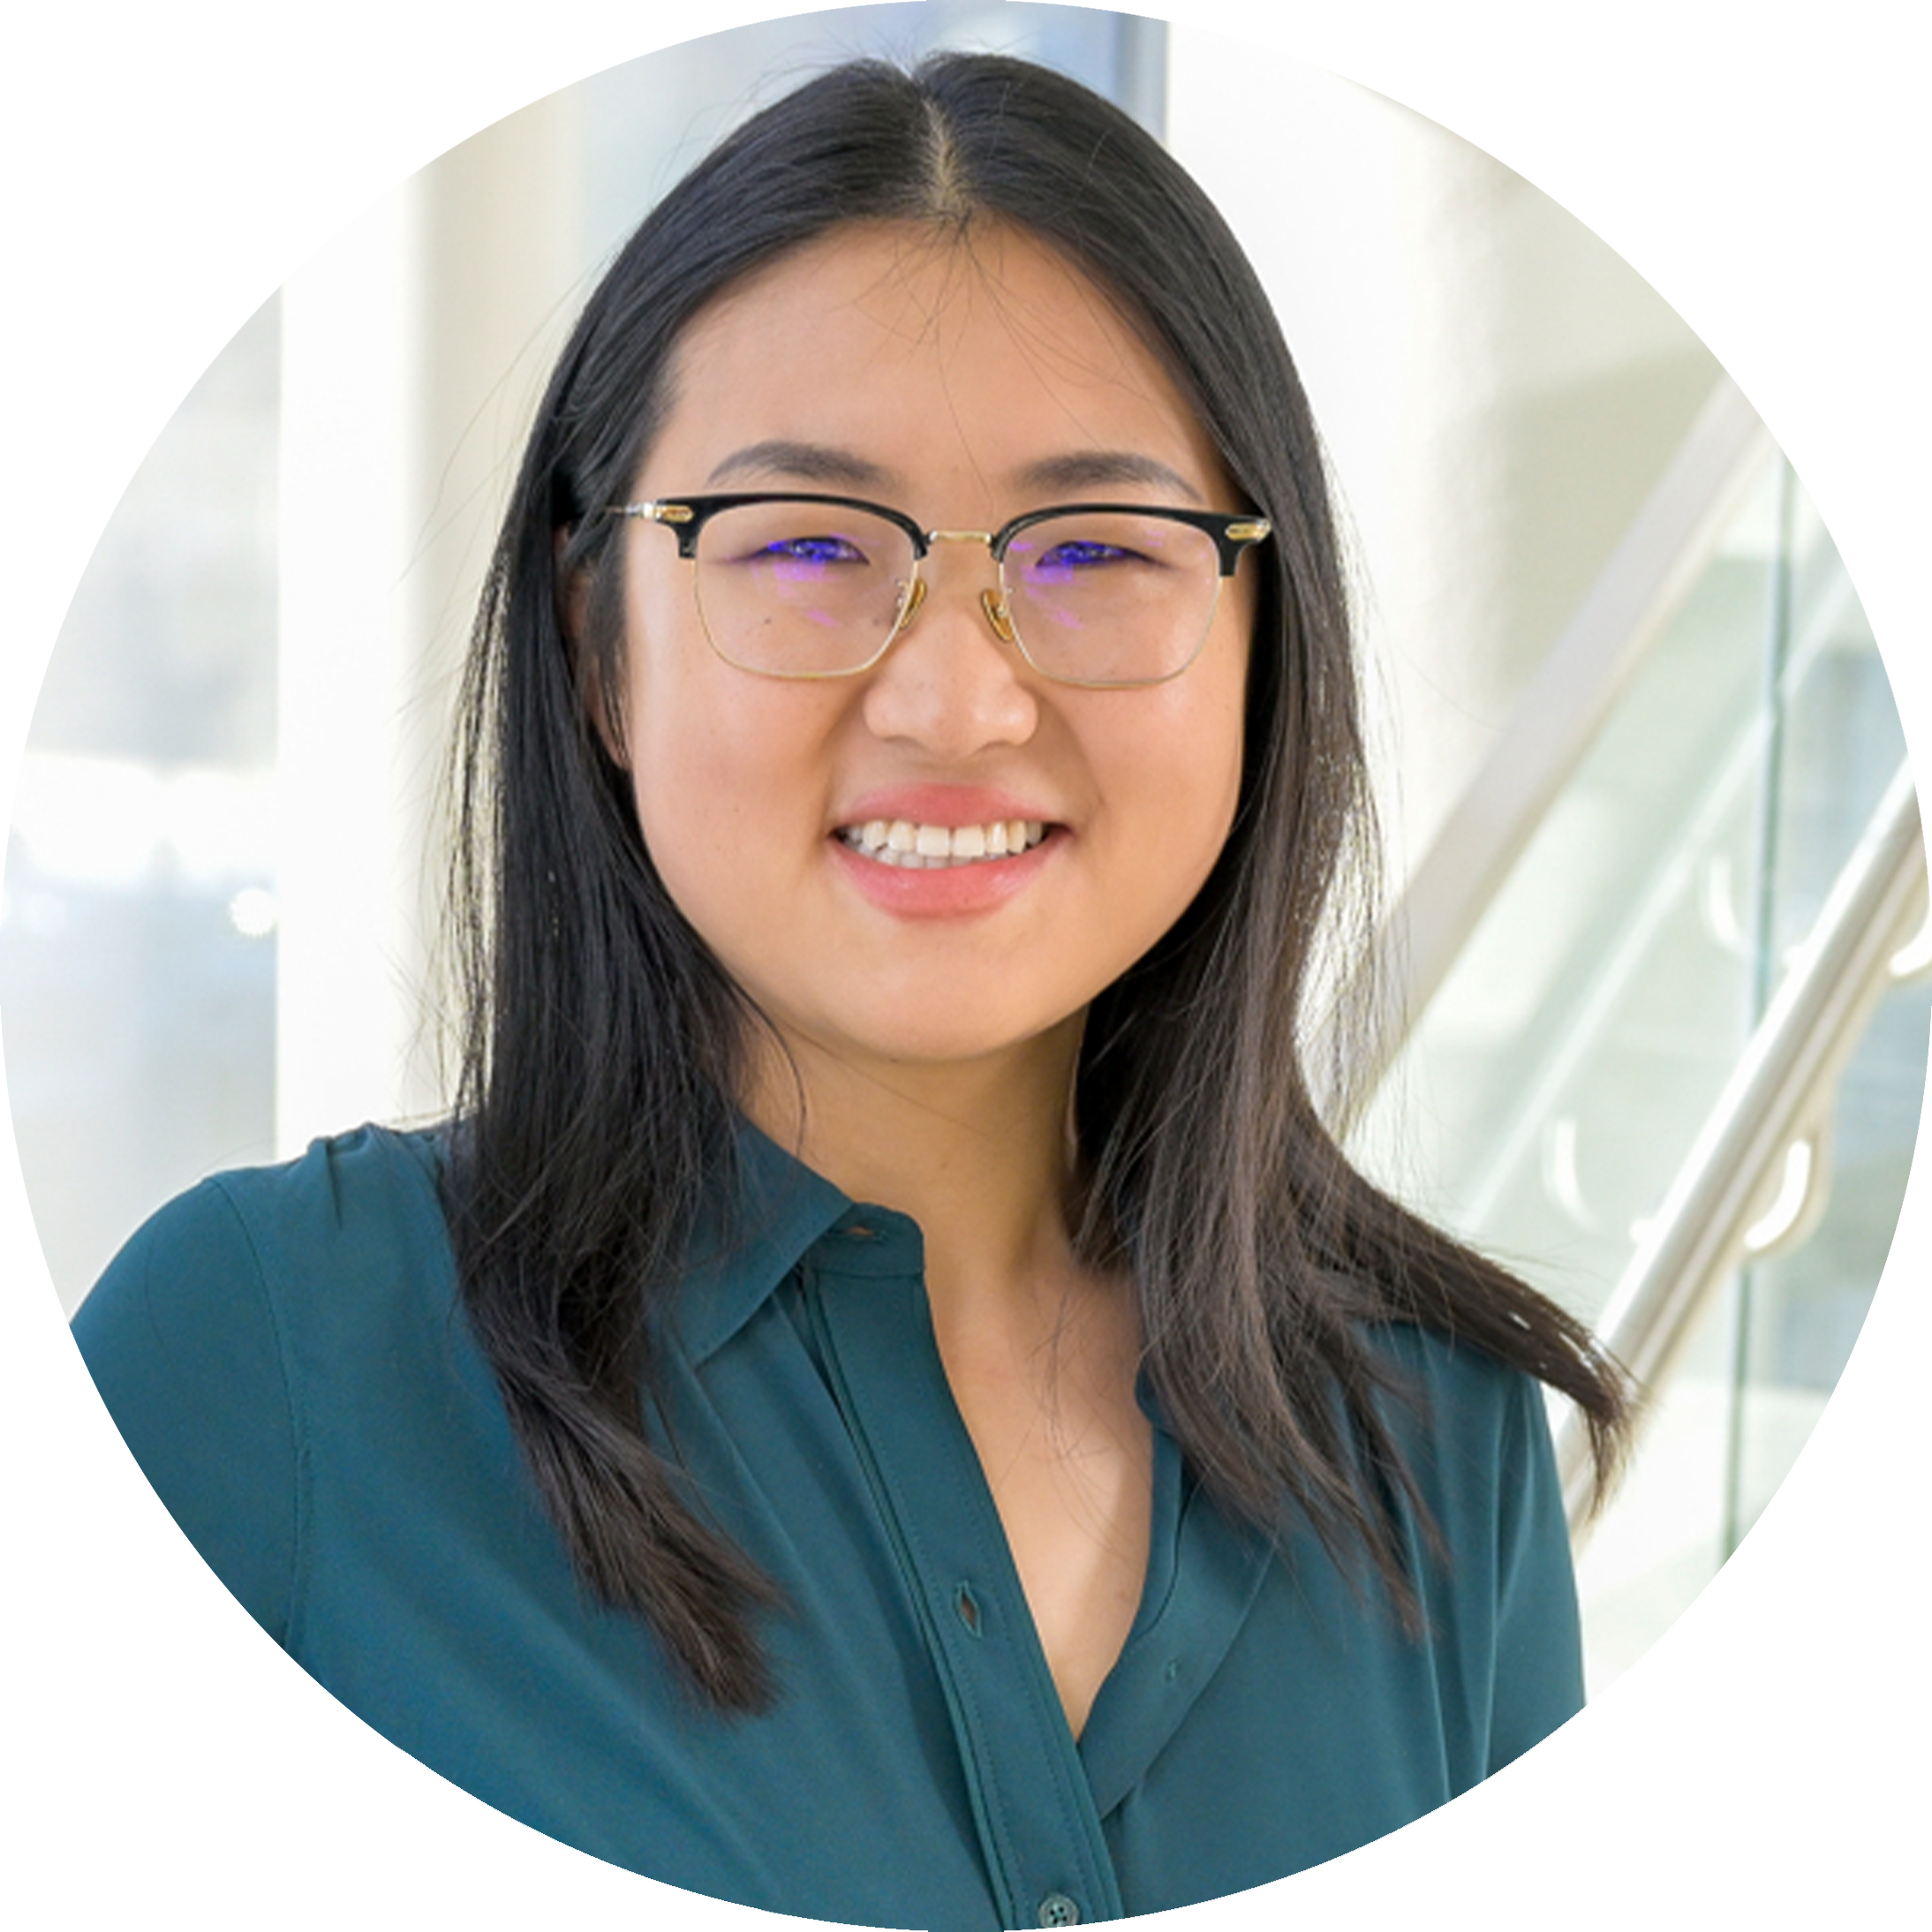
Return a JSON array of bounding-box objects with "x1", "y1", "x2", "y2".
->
[{"x1": 743, "y1": 1014, "x2": 1090, "y2": 1322}]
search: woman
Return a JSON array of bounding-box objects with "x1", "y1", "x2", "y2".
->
[{"x1": 75, "y1": 51, "x2": 1628, "y2": 1926}]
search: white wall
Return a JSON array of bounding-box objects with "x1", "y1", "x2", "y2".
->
[
  {"x1": 275, "y1": 97, "x2": 585, "y2": 1150},
  {"x1": 1166, "y1": 30, "x2": 1724, "y2": 890}
]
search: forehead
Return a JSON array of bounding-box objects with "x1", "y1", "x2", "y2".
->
[{"x1": 644, "y1": 220, "x2": 1224, "y2": 497}]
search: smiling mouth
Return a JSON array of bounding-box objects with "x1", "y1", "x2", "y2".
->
[{"x1": 837, "y1": 818, "x2": 1050, "y2": 870}]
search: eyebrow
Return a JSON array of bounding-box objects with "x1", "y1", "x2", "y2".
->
[
  {"x1": 704, "y1": 441, "x2": 894, "y2": 490},
  {"x1": 1013, "y1": 450, "x2": 1205, "y2": 503},
  {"x1": 704, "y1": 439, "x2": 1204, "y2": 505}
]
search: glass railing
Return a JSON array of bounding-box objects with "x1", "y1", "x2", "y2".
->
[
  {"x1": 1347, "y1": 450, "x2": 1927, "y2": 1692},
  {"x1": 1352, "y1": 87, "x2": 1932, "y2": 1344},
  {"x1": 1708, "y1": 981, "x2": 1932, "y2": 1932}
]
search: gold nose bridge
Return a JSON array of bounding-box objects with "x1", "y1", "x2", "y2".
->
[{"x1": 893, "y1": 529, "x2": 1015, "y2": 648}]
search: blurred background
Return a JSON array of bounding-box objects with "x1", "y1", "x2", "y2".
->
[{"x1": 5, "y1": 2, "x2": 1923, "y2": 1699}]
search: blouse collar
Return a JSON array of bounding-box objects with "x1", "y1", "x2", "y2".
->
[{"x1": 673, "y1": 1118, "x2": 856, "y2": 1365}]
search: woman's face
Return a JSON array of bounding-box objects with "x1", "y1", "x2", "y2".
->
[{"x1": 612, "y1": 221, "x2": 1253, "y2": 1078}]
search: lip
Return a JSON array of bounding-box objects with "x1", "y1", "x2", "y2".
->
[
  {"x1": 829, "y1": 822, "x2": 1060, "y2": 919},
  {"x1": 832, "y1": 783, "x2": 1061, "y2": 833},
  {"x1": 826, "y1": 784, "x2": 1064, "y2": 921}
]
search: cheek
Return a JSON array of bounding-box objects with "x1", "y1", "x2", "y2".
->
[
  {"x1": 1069, "y1": 683, "x2": 1245, "y2": 975},
  {"x1": 1143, "y1": 648, "x2": 1248, "y2": 872},
  {"x1": 1160, "y1": 689, "x2": 1247, "y2": 922},
  {"x1": 626, "y1": 720, "x2": 780, "y2": 1000},
  {"x1": 622, "y1": 613, "x2": 741, "y2": 920},
  {"x1": 621, "y1": 632, "x2": 841, "y2": 965},
  {"x1": 629, "y1": 686, "x2": 772, "y2": 880},
  {"x1": 1174, "y1": 739, "x2": 1244, "y2": 907},
  {"x1": 623, "y1": 569, "x2": 755, "y2": 842}
]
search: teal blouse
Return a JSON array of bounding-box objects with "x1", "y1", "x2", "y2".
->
[{"x1": 72, "y1": 1124, "x2": 1582, "y2": 1927}]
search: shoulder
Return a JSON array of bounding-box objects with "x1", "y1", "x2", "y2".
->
[
  {"x1": 1371, "y1": 1321, "x2": 1551, "y2": 1479},
  {"x1": 214, "y1": 1124, "x2": 469, "y2": 1385},
  {"x1": 0, "y1": 1128, "x2": 448, "y2": 1924},
  {"x1": 1371, "y1": 1324, "x2": 1583, "y2": 1753},
  {"x1": 76, "y1": 1122, "x2": 459, "y2": 1436},
  {"x1": 182, "y1": 1123, "x2": 447, "y2": 1266},
  {"x1": 1366, "y1": 1322, "x2": 1573, "y2": 1617},
  {"x1": 81, "y1": 1122, "x2": 443, "y2": 1269},
  {"x1": 77, "y1": 1121, "x2": 440, "y2": 1319}
]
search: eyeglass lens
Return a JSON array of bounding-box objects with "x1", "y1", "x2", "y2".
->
[{"x1": 689, "y1": 502, "x2": 1224, "y2": 684}]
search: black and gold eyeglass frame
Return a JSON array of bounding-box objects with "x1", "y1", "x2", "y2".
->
[{"x1": 610, "y1": 491, "x2": 1273, "y2": 689}]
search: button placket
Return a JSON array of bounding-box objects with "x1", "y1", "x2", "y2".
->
[{"x1": 805, "y1": 1239, "x2": 1126, "y2": 1929}]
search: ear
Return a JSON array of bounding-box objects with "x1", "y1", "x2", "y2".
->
[{"x1": 555, "y1": 526, "x2": 630, "y2": 768}]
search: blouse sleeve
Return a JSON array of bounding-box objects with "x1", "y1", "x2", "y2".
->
[
  {"x1": 0, "y1": 1182, "x2": 293, "y2": 1924},
  {"x1": 1486, "y1": 1369, "x2": 1586, "y2": 1772}
]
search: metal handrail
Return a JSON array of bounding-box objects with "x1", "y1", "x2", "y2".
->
[
  {"x1": 1322, "y1": 377, "x2": 1773, "y2": 1133},
  {"x1": 1558, "y1": 760, "x2": 1928, "y2": 1527}
]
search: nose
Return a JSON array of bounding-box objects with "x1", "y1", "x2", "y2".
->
[{"x1": 859, "y1": 541, "x2": 1040, "y2": 757}]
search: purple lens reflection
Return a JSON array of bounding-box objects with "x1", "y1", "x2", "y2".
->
[
  {"x1": 1004, "y1": 512, "x2": 1217, "y2": 681},
  {"x1": 698, "y1": 502, "x2": 913, "y2": 673}
]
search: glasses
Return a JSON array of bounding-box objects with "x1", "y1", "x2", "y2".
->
[{"x1": 612, "y1": 492, "x2": 1272, "y2": 688}]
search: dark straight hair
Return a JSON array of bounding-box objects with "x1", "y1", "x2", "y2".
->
[{"x1": 446, "y1": 50, "x2": 1630, "y2": 1712}]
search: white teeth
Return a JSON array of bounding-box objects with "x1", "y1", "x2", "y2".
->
[{"x1": 838, "y1": 818, "x2": 1051, "y2": 868}]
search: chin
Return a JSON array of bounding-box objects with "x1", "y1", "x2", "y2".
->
[{"x1": 776, "y1": 1000, "x2": 1082, "y2": 1075}]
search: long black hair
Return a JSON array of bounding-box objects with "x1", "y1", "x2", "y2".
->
[{"x1": 445, "y1": 50, "x2": 1630, "y2": 1713}]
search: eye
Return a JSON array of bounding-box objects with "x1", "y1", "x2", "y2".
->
[
  {"x1": 1006, "y1": 513, "x2": 1185, "y2": 585},
  {"x1": 1036, "y1": 538, "x2": 1135, "y2": 572},
  {"x1": 757, "y1": 532, "x2": 870, "y2": 567}
]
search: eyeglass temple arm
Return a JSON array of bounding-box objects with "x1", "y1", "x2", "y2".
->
[
  {"x1": 615, "y1": 500, "x2": 701, "y2": 559},
  {"x1": 1215, "y1": 519, "x2": 1271, "y2": 574}
]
